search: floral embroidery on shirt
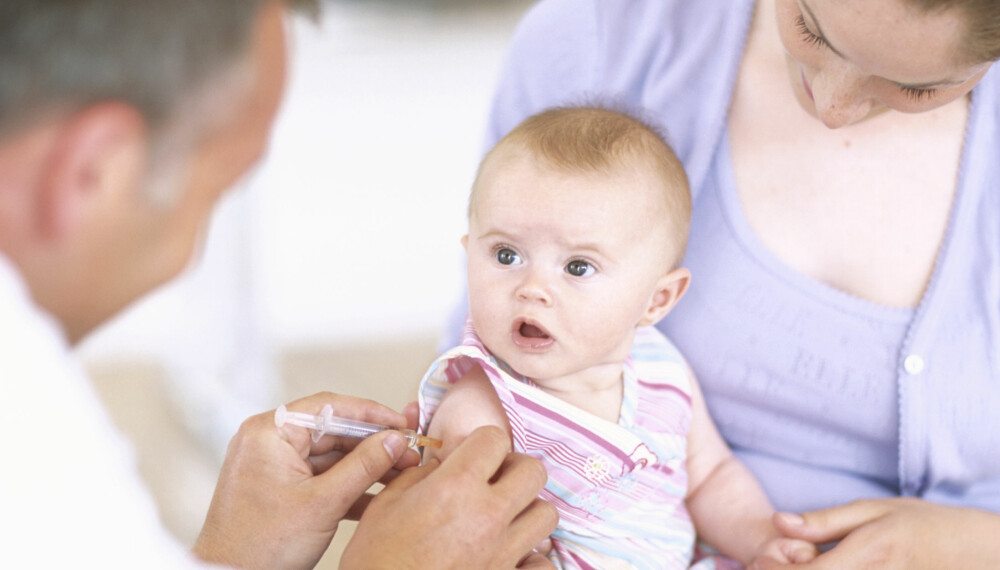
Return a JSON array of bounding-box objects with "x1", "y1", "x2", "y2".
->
[
  {"x1": 616, "y1": 472, "x2": 638, "y2": 494},
  {"x1": 580, "y1": 488, "x2": 610, "y2": 517},
  {"x1": 584, "y1": 455, "x2": 611, "y2": 481}
]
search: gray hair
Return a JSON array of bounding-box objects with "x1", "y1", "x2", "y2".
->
[
  {"x1": 0, "y1": 0, "x2": 317, "y2": 135},
  {"x1": 0, "y1": 0, "x2": 318, "y2": 203}
]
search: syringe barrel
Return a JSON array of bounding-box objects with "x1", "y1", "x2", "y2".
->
[{"x1": 321, "y1": 416, "x2": 388, "y2": 439}]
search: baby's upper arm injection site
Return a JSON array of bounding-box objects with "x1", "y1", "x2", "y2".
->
[{"x1": 424, "y1": 365, "x2": 512, "y2": 463}]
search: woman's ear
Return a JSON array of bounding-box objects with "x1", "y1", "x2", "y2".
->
[
  {"x1": 37, "y1": 102, "x2": 147, "y2": 240},
  {"x1": 638, "y1": 267, "x2": 691, "y2": 327}
]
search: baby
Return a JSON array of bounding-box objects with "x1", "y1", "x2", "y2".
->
[{"x1": 418, "y1": 107, "x2": 815, "y2": 569}]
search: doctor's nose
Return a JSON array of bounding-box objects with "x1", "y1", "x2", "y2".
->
[{"x1": 810, "y1": 65, "x2": 873, "y2": 129}]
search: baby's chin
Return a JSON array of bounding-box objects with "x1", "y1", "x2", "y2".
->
[
  {"x1": 493, "y1": 352, "x2": 545, "y2": 380},
  {"x1": 488, "y1": 351, "x2": 558, "y2": 384}
]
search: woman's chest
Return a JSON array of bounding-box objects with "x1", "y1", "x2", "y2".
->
[{"x1": 727, "y1": 96, "x2": 969, "y2": 308}]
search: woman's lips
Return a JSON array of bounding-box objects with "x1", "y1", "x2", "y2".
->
[{"x1": 801, "y1": 69, "x2": 815, "y2": 102}]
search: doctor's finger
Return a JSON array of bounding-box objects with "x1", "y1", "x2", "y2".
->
[
  {"x1": 309, "y1": 446, "x2": 419, "y2": 476},
  {"x1": 491, "y1": 452, "x2": 549, "y2": 518},
  {"x1": 518, "y1": 551, "x2": 557, "y2": 569},
  {"x1": 279, "y1": 392, "x2": 408, "y2": 456},
  {"x1": 378, "y1": 458, "x2": 440, "y2": 499},
  {"x1": 505, "y1": 499, "x2": 559, "y2": 568},
  {"x1": 436, "y1": 425, "x2": 512, "y2": 483},
  {"x1": 309, "y1": 430, "x2": 409, "y2": 520}
]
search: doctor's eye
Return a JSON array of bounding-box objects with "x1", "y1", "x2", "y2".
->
[
  {"x1": 495, "y1": 247, "x2": 521, "y2": 266},
  {"x1": 565, "y1": 259, "x2": 595, "y2": 277}
]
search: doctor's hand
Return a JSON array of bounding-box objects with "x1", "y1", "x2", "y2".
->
[
  {"x1": 754, "y1": 498, "x2": 1000, "y2": 570},
  {"x1": 193, "y1": 392, "x2": 421, "y2": 570},
  {"x1": 341, "y1": 425, "x2": 559, "y2": 569}
]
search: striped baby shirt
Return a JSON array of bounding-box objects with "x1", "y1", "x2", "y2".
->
[{"x1": 419, "y1": 321, "x2": 725, "y2": 569}]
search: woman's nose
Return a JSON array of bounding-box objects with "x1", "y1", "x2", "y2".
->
[{"x1": 811, "y1": 64, "x2": 873, "y2": 129}]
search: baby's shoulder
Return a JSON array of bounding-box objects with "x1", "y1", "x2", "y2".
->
[
  {"x1": 631, "y1": 326, "x2": 688, "y2": 365},
  {"x1": 628, "y1": 326, "x2": 693, "y2": 396}
]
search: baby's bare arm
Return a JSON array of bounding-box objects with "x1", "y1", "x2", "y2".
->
[
  {"x1": 424, "y1": 365, "x2": 512, "y2": 463},
  {"x1": 685, "y1": 368, "x2": 815, "y2": 565}
]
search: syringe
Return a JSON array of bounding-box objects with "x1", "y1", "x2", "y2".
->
[{"x1": 274, "y1": 404, "x2": 442, "y2": 448}]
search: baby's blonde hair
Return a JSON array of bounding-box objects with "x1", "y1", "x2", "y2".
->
[{"x1": 471, "y1": 105, "x2": 692, "y2": 267}]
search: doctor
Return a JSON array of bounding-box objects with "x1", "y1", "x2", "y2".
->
[{"x1": 0, "y1": 0, "x2": 555, "y2": 567}]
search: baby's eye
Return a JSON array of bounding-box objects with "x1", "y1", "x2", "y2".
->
[
  {"x1": 495, "y1": 247, "x2": 521, "y2": 266},
  {"x1": 565, "y1": 260, "x2": 595, "y2": 277}
]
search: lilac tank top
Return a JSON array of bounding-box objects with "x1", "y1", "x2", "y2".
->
[{"x1": 666, "y1": 127, "x2": 910, "y2": 511}]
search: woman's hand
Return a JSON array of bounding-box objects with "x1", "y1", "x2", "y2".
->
[{"x1": 754, "y1": 498, "x2": 1000, "y2": 569}]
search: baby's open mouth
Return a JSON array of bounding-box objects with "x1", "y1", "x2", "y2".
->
[
  {"x1": 519, "y1": 322, "x2": 550, "y2": 339},
  {"x1": 513, "y1": 319, "x2": 554, "y2": 350}
]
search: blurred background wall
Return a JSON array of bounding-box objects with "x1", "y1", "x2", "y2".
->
[{"x1": 76, "y1": 1, "x2": 534, "y2": 566}]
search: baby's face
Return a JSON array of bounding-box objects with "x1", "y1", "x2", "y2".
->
[{"x1": 465, "y1": 150, "x2": 675, "y2": 385}]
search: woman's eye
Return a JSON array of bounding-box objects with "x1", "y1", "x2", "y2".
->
[
  {"x1": 900, "y1": 86, "x2": 936, "y2": 102},
  {"x1": 795, "y1": 14, "x2": 828, "y2": 49},
  {"x1": 565, "y1": 260, "x2": 595, "y2": 277},
  {"x1": 495, "y1": 248, "x2": 521, "y2": 265}
]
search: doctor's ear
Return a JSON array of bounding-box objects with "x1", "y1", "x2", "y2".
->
[
  {"x1": 638, "y1": 267, "x2": 690, "y2": 327},
  {"x1": 37, "y1": 102, "x2": 148, "y2": 239}
]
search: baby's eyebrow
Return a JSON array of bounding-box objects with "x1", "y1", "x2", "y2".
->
[{"x1": 477, "y1": 229, "x2": 516, "y2": 242}]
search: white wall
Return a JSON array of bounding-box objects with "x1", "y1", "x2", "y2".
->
[{"x1": 77, "y1": 2, "x2": 532, "y2": 436}]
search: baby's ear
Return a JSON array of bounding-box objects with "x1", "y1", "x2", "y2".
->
[
  {"x1": 461, "y1": 234, "x2": 469, "y2": 250},
  {"x1": 638, "y1": 267, "x2": 690, "y2": 327}
]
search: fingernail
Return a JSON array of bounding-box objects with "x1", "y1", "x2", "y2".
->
[
  {"x1": 777, "y1": 512, "x2": 805, "y2": 526},
  {"x1": 382, "y1": 432, "x2": 407, "y2": 460}
]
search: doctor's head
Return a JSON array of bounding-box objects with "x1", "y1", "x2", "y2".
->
[{"x1": 0, "y1": 0, "x2": 317, "y2": 341}]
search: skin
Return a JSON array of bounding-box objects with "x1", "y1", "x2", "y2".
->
[
  {"x1": 464, "y1": 147, "x2": 688, "y2": 420},
  {"x1": 727, "y1": 1, "x2": 1000, "y2": 567},
  {"x1": 0, "y1": 2, "x2": 287, "y2": 344},
  {"x1": 428, "y1": 145, "x2": 817, "y2": 565},
  {"x1": 196, "y1": 394, "x2": 557, "y2": 570},
  {"x1": 776, "y1": 0, "x2": 990, "y2": 127},
  {"x1": 730, "y1": 0, "x2": 985, "y2": 309},
  {"x1": 342, "y1": 424, "x2": 556, "y2": 570},
  {"x1": 0, "y1": 2, "x2": 556, "y2": 567},
  {"x1": 758, "y1": 501, "x2": 1000, "y2": 569}
]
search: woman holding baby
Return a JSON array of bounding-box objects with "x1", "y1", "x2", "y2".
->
[{"x1": 445, "y1": 0, "x2": 1000, "y2": 566}]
